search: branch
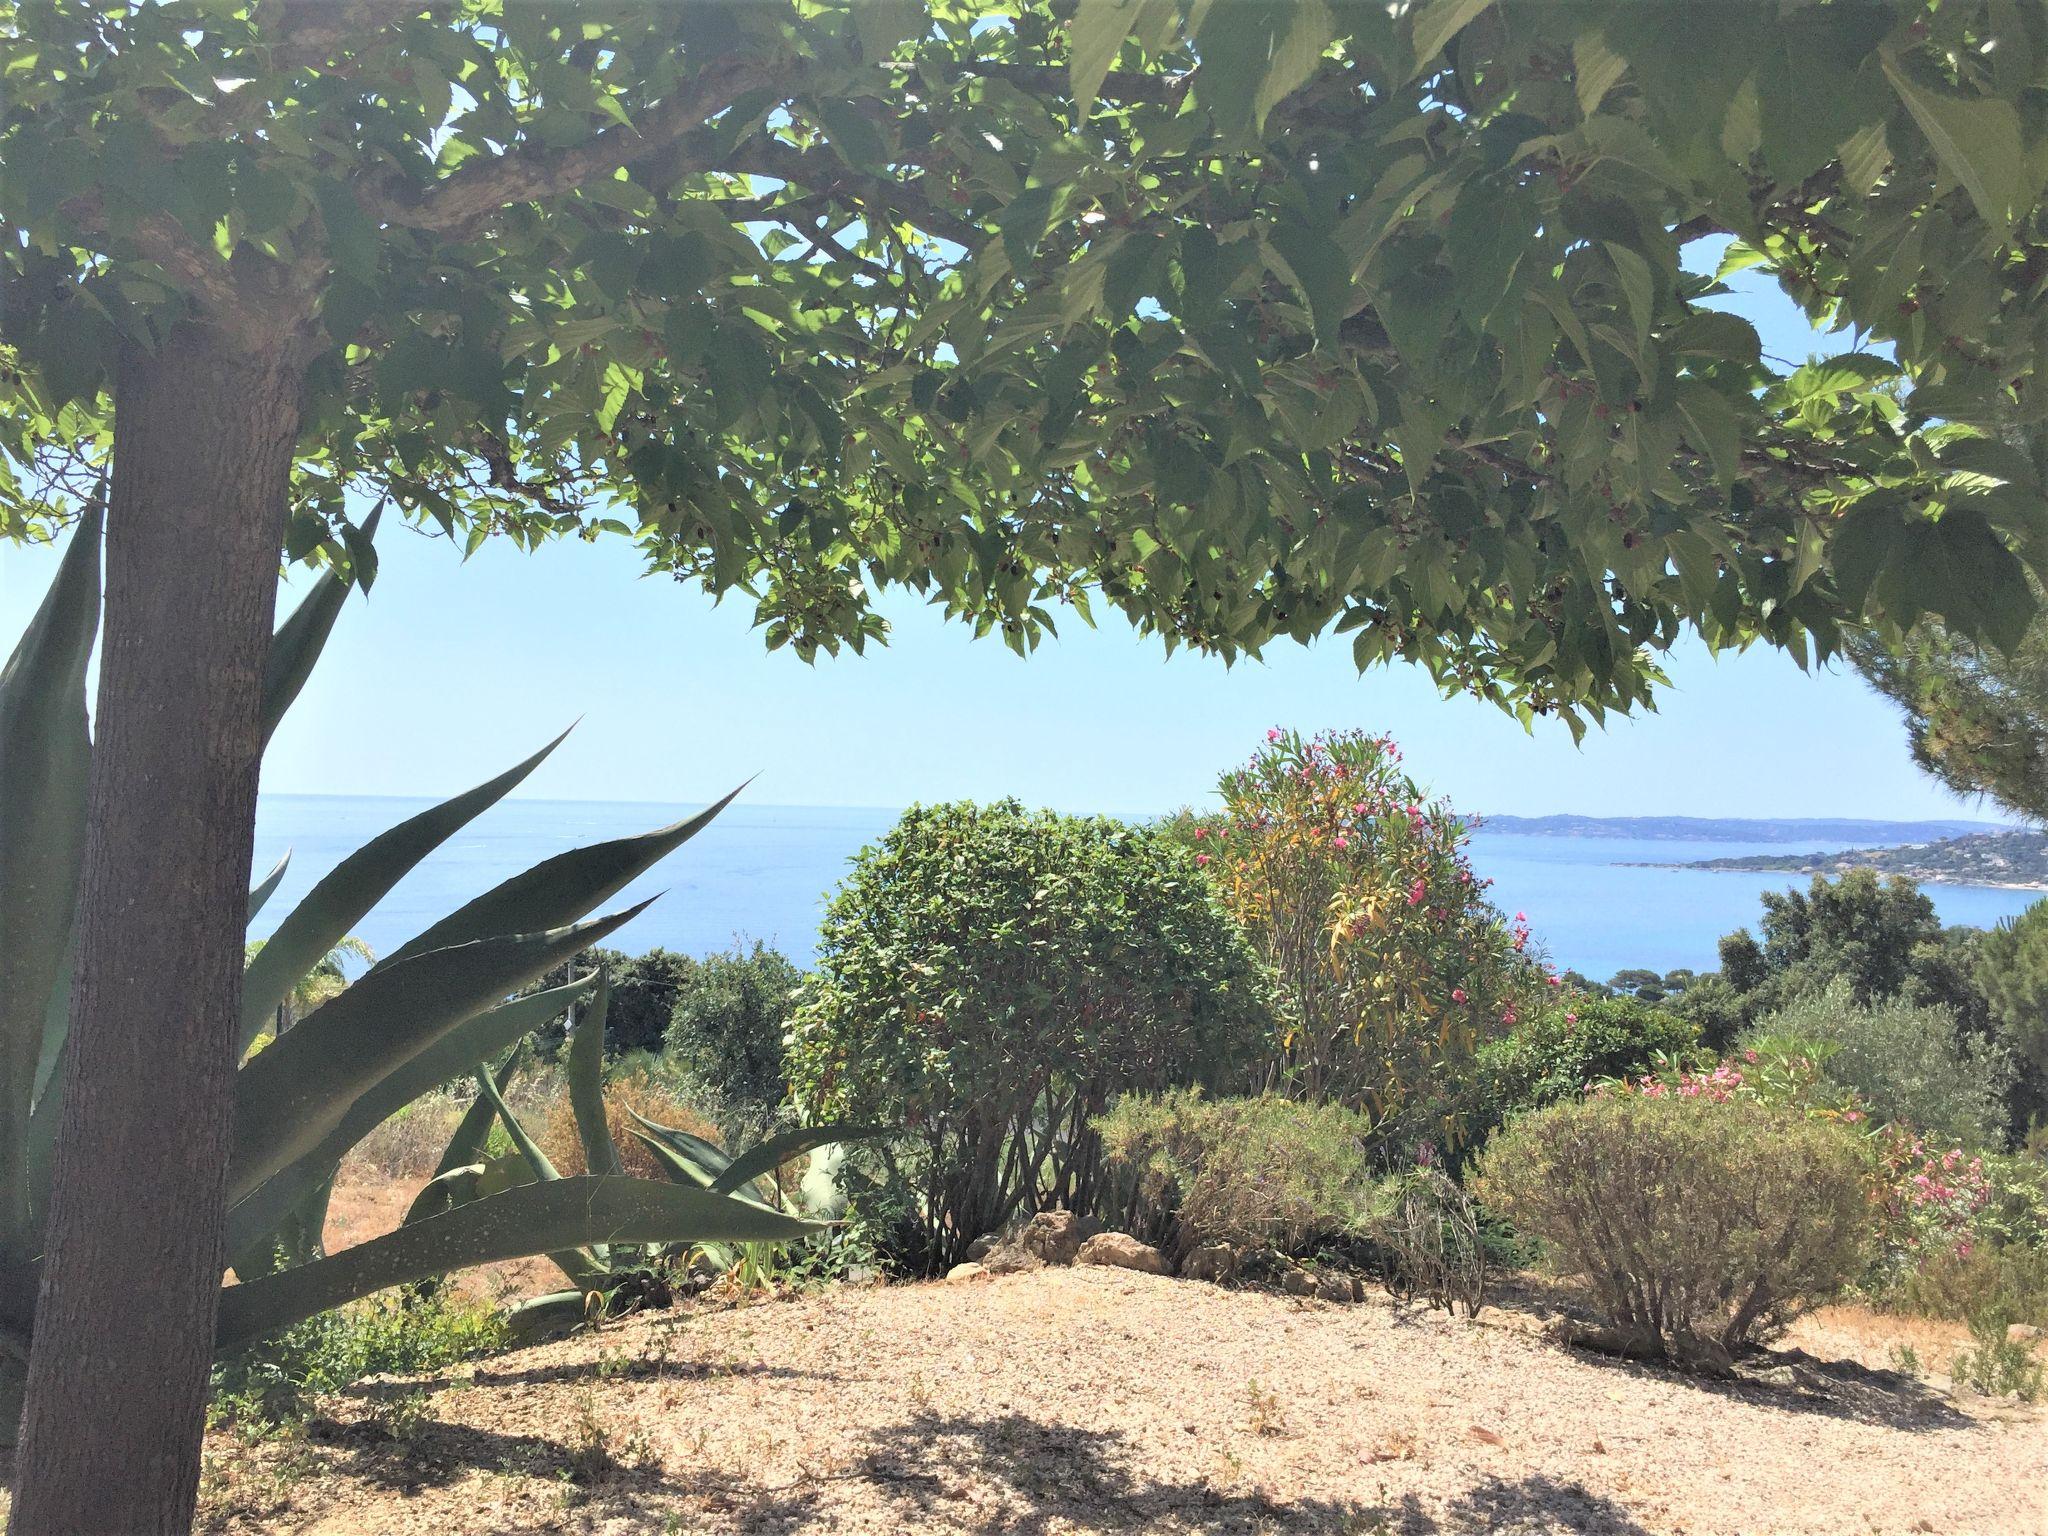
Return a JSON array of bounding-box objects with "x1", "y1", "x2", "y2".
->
[
  {"x1": 365, "y1": 61, "x2": 777, "y2": 235},
  {"x1": 261, "y1": 0, "x2": 435, "y2": 71},
  {"x1": 716, "y1": 140, "x2": 984, "y2": 248}
]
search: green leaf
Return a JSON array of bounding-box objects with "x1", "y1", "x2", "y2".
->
[
  {"x1": 1409, "y1": 0, "x2": 1493, "y2": 81},
  {"x1": 711, "y1": 1125, "x2": 891, "y2": 1196},
  {"x1": 566, "y1": 966, "x2": 621, "y2": 1178},
  {"x1": 247, "y1": 853, "x2": 291, "y2": 926},
  {"x1": 380, "y1": 783, "x2": 745, "y2": 967},
  {"x1": 1882, "y1": 54, "x2": 2026, "y2": 228},
  {"x1": 228, "y1": 906, "x2": 649, "y2": 1206},
  {"x1": 0, "y1": 497, "x2": 99, "y2": 1258},
  {"x1": 262, "y1": 501, "x2": 381, "y2": 748},
  {"x1": 239, "y1": 727, "x2": 571, "y2": 1050},
  {"x1": 1266, "y1": 225, "x2": 1351, "y2": 349},
  {"x1": 1572, "y1": 29, "x2": 1627, "y2": 117},
  {"x1": 216, "y1": 1177, "x2": 819, "y2": 1352},
  {"x1": 1069, "y1": 0, "x2": 1134, "y2": 120}
]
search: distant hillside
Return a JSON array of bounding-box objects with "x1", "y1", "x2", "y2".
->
[
  {"x1": 1479, "y1": 814, "x2": 2011, "y2": 844},
  {"x1": 1671, "y1": 829, "x2": 2048, "y2": 890}
]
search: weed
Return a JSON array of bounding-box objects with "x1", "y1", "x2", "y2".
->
[
  {"x1": 1245, "y1": 1378, "x2": 1286, "y2": 1436},
  {"x1": 1952, "y1": 1312, "x2": 2044, "y2": 1401}
]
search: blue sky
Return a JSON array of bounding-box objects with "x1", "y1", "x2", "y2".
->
[{"x1": 0, "y1": 246, "x2": 2001, "y2": 822}]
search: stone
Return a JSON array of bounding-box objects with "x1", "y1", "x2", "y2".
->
[
  {"x1": 1281, "y1": 1265, "x2": 1317, "y2": 1297},
  {"x1": 1076, "y1": 1232, "x2": 1168, "y2": 1274},
  {"x1": 1180, "y1": 1241, "x2": 1241, "y2": 1284},
  {"x1": 944, "y1": 1262, "x2": 987, "y2": 1283},
  {"x1": 2008, "y1": 1323, "x2": 2042, "y2": 1345},
  {"x1": 983, "y1": 1244, "x2": 1044, "y2": 1275},
  {"x1": 1012, "y1": 1209, "x2": 1102, "y2": 1266},
  {"x1": 1316, "y1": 1271, "x2": 1361, "y2": 1303},
  {"x1": 965, "y1": 1234, "x2": 999, "y2": 1262}
]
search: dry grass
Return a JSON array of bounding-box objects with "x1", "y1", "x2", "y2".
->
[
  {"x1": 185, "y1": 1267, "x2": 2045, "y2": 1536},
  {"x1": 338, "y1": 1094, "x2": 466, "y2": 1182},
  {"x1": 529, "y1": 1070, "x2": 727, "y2": 1181}
]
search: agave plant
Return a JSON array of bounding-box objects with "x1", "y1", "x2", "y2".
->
[{"x1": 0, "y1": 507, "x2": 819, "y2": 1437}]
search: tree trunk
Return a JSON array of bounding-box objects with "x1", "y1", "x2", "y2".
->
[{"x1": 10, "y1": 322, "x2": 304, "y2": 1534}]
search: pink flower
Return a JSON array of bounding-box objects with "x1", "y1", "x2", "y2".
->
[
  {"x1": 1195, "y1": 853, "x2": 1210, "y2": 866},
  {"x1": 1501, "y1": 1007, "x2": 1518, "y2": 1026},
  {"x1": 1192, "y1": 827, "x2": 1207, "y2": 840},
  {"x1": 1406, "y1": 879, "x2": 1425, "y2": 906},
  {"x1": 1266, "y1": 728, "x2": 1282, "y2": 742},
  {"x1": 1546, "y1": 974, "x2": 1562, "y2": 988},
  {"x1": 1452, "y1": 988, "x2": 1468, "y2": 1004},
  {"x1": 1332, "y1": 833, "x2": 1349, "y2": 849},
  {"x1": 1564, "y1": 1012, "x2": 1578, "y2": 1024}
]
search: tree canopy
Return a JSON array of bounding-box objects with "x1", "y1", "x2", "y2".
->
[{"x1": 10, "y1": 0, "x2": 2048, "y2": 731}]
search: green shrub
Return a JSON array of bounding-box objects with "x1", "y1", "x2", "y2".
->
[
  {"x1": 1951, "y1": 1310, "x2": 2044, "y2": 1400},
  {"x1": 529, "y1": 945, "x2": 700, "y2": 1055},
  {"x1": 1095, "y1": 1090, "x2": 1373, "y2": 1261},
  {"x1": 1457, "y1": 996, "x2": 1701, "y2": 1145},
  {"x1": 1473, "y1": 1092, "x2": 1871, "y2": 1368},
  {"x1": 788, "y1": 802, "x2": 1276, "y2": 1273},
  {"x1": 211, "y1": 1289, "x2": 507, "y2": 1428},
  {"x1": 664, "y1": 941, "x2": 803, "y2": 1140},
  {"x1": 1751, "y1": 980, "x2": 2012, "y2": 1148}
]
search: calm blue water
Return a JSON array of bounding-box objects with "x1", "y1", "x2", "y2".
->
[{"x1": 248, "y1": 796, "x2": 2046, "y2": 983}]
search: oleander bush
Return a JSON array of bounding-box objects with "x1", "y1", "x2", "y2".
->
[
  {"x1": 1095, "y1": 1089, "x2": 1375, "y2": 1262},
  {"x1": 1473, "y1": 1091, "x2": 1871, "y2": 1369}
]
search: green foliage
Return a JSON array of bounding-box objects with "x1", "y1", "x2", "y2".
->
[
  {"x1": 787, "y1": 801, "x2": 1275, "y2": 1272},
  {"x1": 1454, "y1": 995, "x2": 1702, "y2": 1146},
  {"x1": 11, "y1": 4, "x2": 2048, "y2": 714},
  {"x1": 1474, "y1": 1092, "x2": 1872, "y2": 1368},
  {"x1": 529, "y1": 946, "x2": 700, "y2": 1057},
  {"x1": 1849, "y1": 592, "x2": 2048, "y2": 825},
  {"x1": 664, "y1": 941, "x2": 804, "y2": 1141},
  {"x1": 1095, "y1": 1089, "x2": 1375, "y2": 1261},
  {"x1": 0, "y1": 521, "x2": 818, "y2": 1418},
  {"x1": 1979, "y1": 899, "x2": 2048, "y2": 1127},
  {"x1": 211, "y1": 1288, "x2": 505, "y2": 1429},
  {"x1": 1951, "y1": 1309, "x2": 2045, "y2": 1400},
  {"x1": 1192, "y1": 728, "x2": 1538, "y2": 1130},
  {"x1": 1753, "y1": 980, "x2": 2012, "y2": 1148}
]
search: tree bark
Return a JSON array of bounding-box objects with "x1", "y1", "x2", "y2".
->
[{"x1": 10, "y1": 321, "x2": 304, "y2": 1534}]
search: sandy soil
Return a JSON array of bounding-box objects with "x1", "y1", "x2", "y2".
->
[{"x1": 193, "y1": 1266, "x2": 2046, "y2": 1536}]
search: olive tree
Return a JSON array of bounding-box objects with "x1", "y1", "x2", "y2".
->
[{"x1": 7, "y1": 0, "x2": 2048, "y2": 1526}]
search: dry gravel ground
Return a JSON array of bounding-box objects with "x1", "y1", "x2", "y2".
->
[{"x1": 188, "y1": 1266, "x2": 2045, "y2": 1536}]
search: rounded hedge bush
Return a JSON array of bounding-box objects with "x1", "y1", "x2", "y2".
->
[{"x1": 786, "y1": 800, "x2": 1276, "y2": 1273}]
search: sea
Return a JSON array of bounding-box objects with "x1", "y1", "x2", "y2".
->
[{"x1": 248, "y1": 796, "x2": 2047, "y2": 984}]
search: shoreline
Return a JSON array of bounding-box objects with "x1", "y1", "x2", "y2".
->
[{"x1": 1625, "y1": 861, "x2": 2048, "y2": 893}]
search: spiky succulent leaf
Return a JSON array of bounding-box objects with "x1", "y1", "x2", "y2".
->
[
  {"x1": 624, "y1": 1105, "x2": 732, "y2": 1180},
  {"x1": 214, "y1": 1177, "x2": 818, "y2": 1351},
  {"x1": 239, "y1": 729, "x2": 571, "y2": 1049},
  {"x1": 0, "y1": 498, "x2": 99, "y2": 1257},
  {"x1": 225, "y1": 977, "x2": 592, "y2": 1262},
  {"x1": 628, "y1": 1127, "x2": 717, "y2": 1190},
  {"x1": 228, "y1": 904, "x2": 649, "y2": 1206},
  {"x1": 711, "y1": 1126, "x2": 892, "y2": 1197},
  {"x1": 380, "y1": 783, "x2": 745, "y2": 967},
  {"x1": 259, "y1": 502, "x2": 379, "y2": 749},
  {"x1": 246, "y1": 853, "x2": 291, "y2": 926},
  {"x1": 566, "y1": 966, "x2": 622, "y2": 1178}
]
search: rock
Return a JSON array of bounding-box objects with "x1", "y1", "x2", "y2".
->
[
  {"x1": 1281, "y1": 1265, "x2": 1317, "y2": 1297},
  {"x1": 944, "y1": 1262, "x2": 987, "y2": 1283},
  {"x1": 1316, "y1": 1271, "x2": 1361, "y2": 1303},
  {"x1": 2008, "y1": 1323, "x2": 2042, "y2": 1346},
  {"x1": 983, "y1": 1244, "x2": 1044, "y2": 1275},
  {"x1": 1076, "y1": 1232, "x2": 1167, "y2": 1274},
  {"x1": 1012, "y1": 1209, "x2": 1102, "y2": 1266},
  {"x1": 1180, "y1": 1241, "x2": 1240, "y2": 1284},
  {"x1": 965, "y1": 1234, "x2": 999, "y2": 1262}
]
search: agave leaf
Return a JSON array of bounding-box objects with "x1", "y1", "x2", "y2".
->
[
  {"x1": 566, "y1": 967, "x2": 621, "y2": 1178},
  {"x1": 228, "y1": 903, "x2": 650, "y2": 1207},
  {"x1": 225, "y1": 978, "x2": 593, "y2": 1262},
  {"x1": 247, "y1": 852, "x2": 291, "y2": 926},
  {"x1": 239, "y1": 729, "x2": 571, "y2": 1050},
  {"x1": 260, "y1": 500, "x2": 380, "y2": 749},
  {"x1": 432, "y1": 1043, "x2": 528, "y2": 1182},
  {"x1": 624, "y1": 1105, "x2": 732, "y2": 1180},
  {"x1": 0, "y1": 498, "x2": 100, "y2": 1257},
  {"x1": 712, "y1": 1126, "x2": 892, "y2": 1197},
  {"x1": 400, "y1": 1163, "x2": 485, "y2": 1226},
  {"x1": 214, "y1": 1177, "x2": 818, "y2": 1352},
  {"x1": 501, "y1": 1288, "x2": 599, "y2": 1343},
  {"x1": 472, "y1": 1064, "x2": 604, "y2": 1286},
  {"x1": 380, "y1": 784, "x2": 747, "y2": 968},
  {"x1": 628, "y1": 1128, "x2": 717, "y2": 1190}
]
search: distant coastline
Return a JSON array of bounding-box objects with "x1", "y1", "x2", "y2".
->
[
  {"x1": 1479, "y1": 813, "x2": 2011, "y2": 845},
  {"x1": 1631, "y1": 829, "x2": 2048, "y2": 892}
]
